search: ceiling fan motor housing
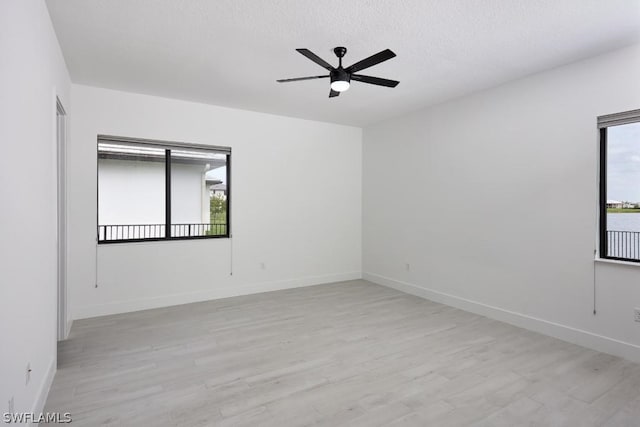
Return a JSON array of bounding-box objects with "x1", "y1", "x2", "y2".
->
[{"x1": 331, "y1": 67, "x2": 350, "y2": 84}]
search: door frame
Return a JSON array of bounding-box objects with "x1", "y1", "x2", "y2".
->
[{"x1": 56, "y1": 97, "x2": 68, "y2": 341}]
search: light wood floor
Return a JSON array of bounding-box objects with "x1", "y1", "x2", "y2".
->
[{"x1": 46, "y1": 280, "x2": 640, "y2": 426}]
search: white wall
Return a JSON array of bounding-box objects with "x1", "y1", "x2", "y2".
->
[
  {"x1": 363, "y1": 44, "x2": 640, "y2": 362},
  {"x1": 68, "y1": 85, "x2": 362, "y2": 319},
  {"x1": 0, "y1": 0, "x2": 71, "y2": 417}
]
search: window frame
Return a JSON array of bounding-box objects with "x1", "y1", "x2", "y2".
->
[
  {"x1": 598, "y1": 111, "x2": 640, "y2": 263},
  {"x1": 97, "y1": 135, "x2": 231, "y2": 244}
]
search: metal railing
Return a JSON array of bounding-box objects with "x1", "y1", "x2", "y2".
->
[
  {"x1": 607, "y1": 230, "x2": 640, "y2": 260},
  {"x1": 172, "y1": 223, "x2": 226, "y2": 237},
  {"x1": 98, "y1": 223, "x2": 227, "y2": 242}
]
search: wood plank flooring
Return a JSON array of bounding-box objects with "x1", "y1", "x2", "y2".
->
[{"x1": 45, "y1": 280, "x2": 640, "y2": 426}]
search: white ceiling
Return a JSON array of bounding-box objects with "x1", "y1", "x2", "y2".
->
[{"x1": 46, "y1": 0, "x2": 640, "y2": 126}]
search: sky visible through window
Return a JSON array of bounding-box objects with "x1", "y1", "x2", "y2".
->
[
  {"x1": 206, "y1": 166, "x2": 226, "y2": 183},
  {"x1": 607, "y1": 122, "x2": 640, "y2": 202}
]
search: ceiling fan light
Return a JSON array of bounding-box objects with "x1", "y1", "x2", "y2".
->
[{"x1": 330, "y1": 80, "x2": 350, "y2": 92}]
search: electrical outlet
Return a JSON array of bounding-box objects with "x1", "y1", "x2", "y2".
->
[
  {"x1": 26, "y1": 363, "x2": 31, "y2": 385},
  {"x1": 634, "y1": 308, "x2": 640, "y2": 323},
  {"x1": 8, "y1": 396, "x2": 14, "y2": 414},
  {"x1": 260, "y1": 262, "x2": 266, "y2": 270},
  {"x1": 405, "y1": 263, "x2": 410, "y2": 272}
]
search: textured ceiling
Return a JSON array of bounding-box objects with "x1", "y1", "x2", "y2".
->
[{"x1": 46, "y1": 0, "x2": 640, "y2": 126}]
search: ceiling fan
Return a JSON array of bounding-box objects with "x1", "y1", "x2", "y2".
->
[{"x1": 277, "y1": 47, "x2": 399, "y2": 98}]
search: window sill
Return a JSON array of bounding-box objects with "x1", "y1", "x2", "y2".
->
[
  {"x1": 594, "y1": 257, "x2": 640, "y2": 267},
  {"x1": 98, "y1": 235, "x2": 230, "y2": 245}
]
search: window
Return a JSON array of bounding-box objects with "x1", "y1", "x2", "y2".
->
[
  {"x1": 599, "y1": 110, "x2": 640, "y2": 262},
  {"x1": 98, "y1": 136, "x2": 230, "y2": 243}
]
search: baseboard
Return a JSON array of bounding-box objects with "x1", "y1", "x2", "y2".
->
[
  {"x1": 30, "y1": 357, "x2": 56, "y2": 426},
  {"x1": 364, "y1": 272, "x2": 640, "y2": 364},
  {"x1": 64, "y1": 319, "x2": 73, "y2": 339},
  {"x1": 74, "y1": 271, "x2": 362, "y2": 320}
]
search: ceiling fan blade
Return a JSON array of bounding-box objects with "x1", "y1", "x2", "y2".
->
[
  {"x1": 346, "y1": 49, "x2": 396, "y2": 73},
  {"x1": 296, "y1": 49, "x2": 334, "y2": 71},
  {"x1": 276, "y1": 75, "x2": 329, "y2": 83},
  {"x1": 329, "y1": 89, "x2": 340, "y2": 98},
  {"x1": 351, "y1": 74, "x2": 399, "y2": 88}
]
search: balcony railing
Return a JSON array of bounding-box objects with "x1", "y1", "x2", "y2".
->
[
  {"x1": 98, "y1": 223, "x2": 227, "y2": 242},
  {"x1": 606, "y1": 230, "x2": 640, "y2": 260}
]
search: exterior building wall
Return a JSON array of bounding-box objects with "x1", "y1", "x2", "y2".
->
[{"x1": 98, "y1": 158, "x2": 210, "y2": 225}]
